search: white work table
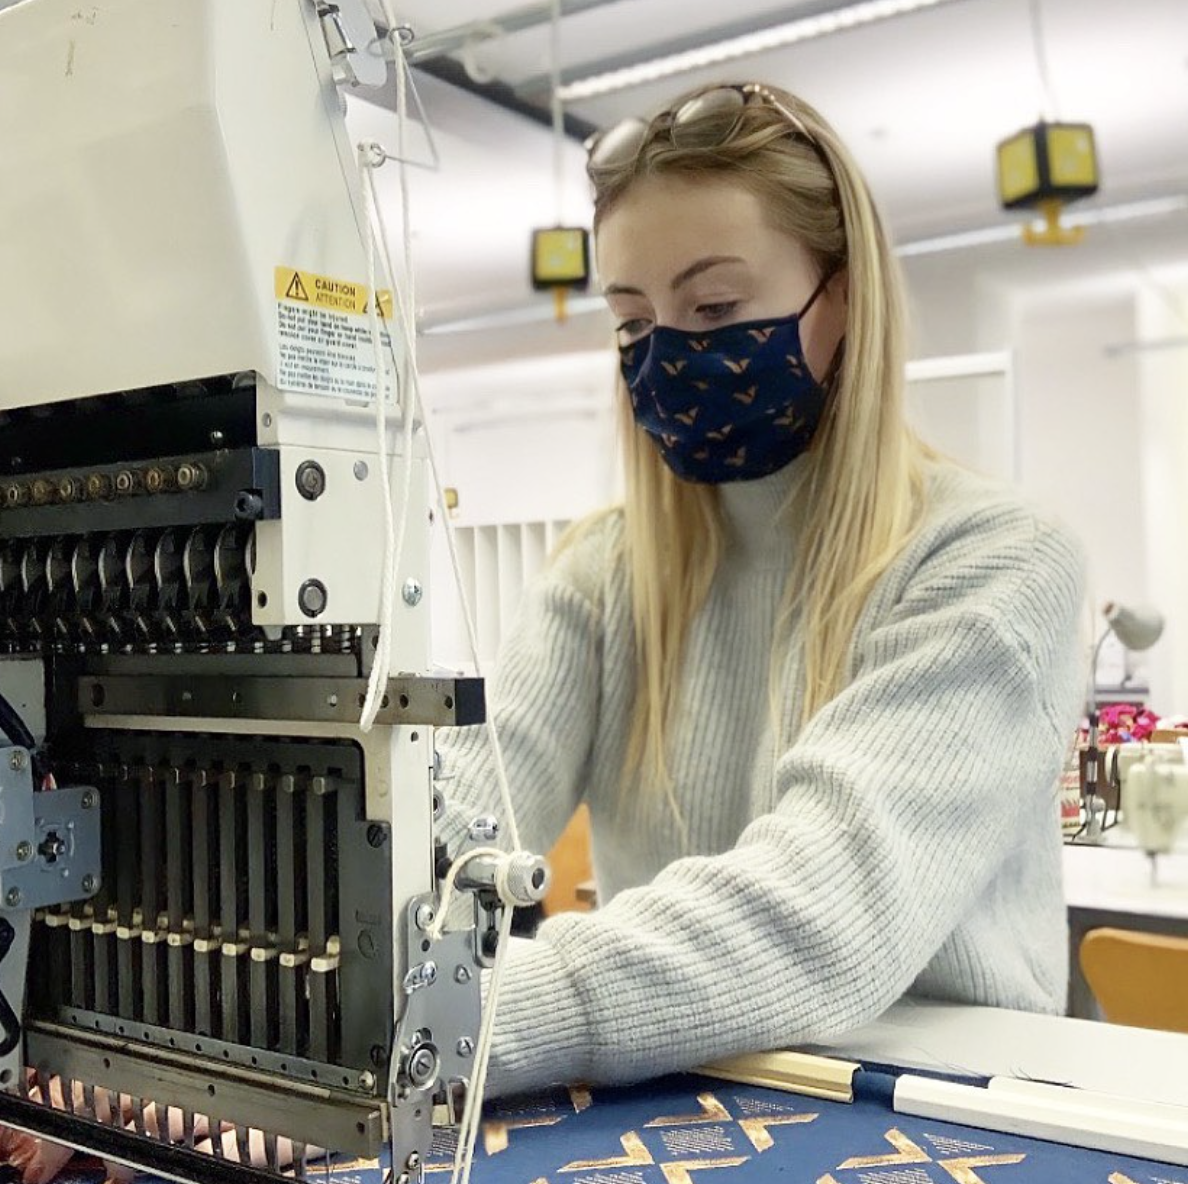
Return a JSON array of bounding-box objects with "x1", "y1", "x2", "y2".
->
[
  {"x1": 814, "y1": 995, "x2": 1188, "y2": 1109},
  {"x1": 1062, "y1": 841, "x2": 1188, "y2": 1018}
]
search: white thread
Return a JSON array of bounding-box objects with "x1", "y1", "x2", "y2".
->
[
  {"x1": 358, "y1": 26, "x2": 530, "y2": 1184},
  {"x1": 426, "y1": 846, "x2": 504, "y2": 943},
  {"x1": 453, "y1": 904, "x2": 514, "y2": 1184},
  {"x1": 357, "y1": 38, "x2": 417, "y2": 733}
]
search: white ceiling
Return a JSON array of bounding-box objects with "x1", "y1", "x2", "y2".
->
[{"x1": 349, "y1": 0, "x2": 1188, "y2": 358}]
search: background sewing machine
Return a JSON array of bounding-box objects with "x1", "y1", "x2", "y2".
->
[
  {"x1": 1111, "y1": 744, "x2": 1188, "y2": 878},
  {"x1": 0, "y1": 1, "x2": 537, "y2": 1180}
]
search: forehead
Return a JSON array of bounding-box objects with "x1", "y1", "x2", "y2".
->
[{"x1": 595, "y1": 173, "x2": 806, "y2": 289}]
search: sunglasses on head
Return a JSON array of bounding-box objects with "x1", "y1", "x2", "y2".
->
[{"x1": 585, "y1": 83, "x2": 831, "y2": 176}]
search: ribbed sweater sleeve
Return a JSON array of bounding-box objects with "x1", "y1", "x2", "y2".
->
[
  {"x1": 435, "y1": 545, "x2": 604, "y2": 860},
  {"x1": 479, "y1": 512, "x2": 1085, "y2": 1097}
]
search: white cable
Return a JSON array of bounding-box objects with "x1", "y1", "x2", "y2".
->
[
  {"x1": 453, "y1": 905, "x2": 515, "y2": 1184},
  {"x1": 354, "y1": 25, "x2": 532, "y2": 1184},
  {"x1": 550, "y1": 0, "x2": 565, "y2": 223},
  {"x1": 358, "y1": 32, "x2": 417, "y2": 733}
]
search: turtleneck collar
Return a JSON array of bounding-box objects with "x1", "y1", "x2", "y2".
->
[{"x1": 715, "y1": 455, "x2": 808, "y2": 570}]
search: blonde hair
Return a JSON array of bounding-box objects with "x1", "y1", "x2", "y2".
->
[{"x1": 588, "y1": 83, "x2": 929, "y2": 793}]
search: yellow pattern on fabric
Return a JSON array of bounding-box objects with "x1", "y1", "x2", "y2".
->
[
  {"x1": 561, "y1": 1131, "x2": 655, "y2": 1172},
  {"x1": 837, "y1": 1129, "x2": 933, "y2": 1169},
  {"x1": 644, "y1": 1093, "x2": 732, "y2": 1127},
  {"x1": 658, "y1": 1157, "x2": 751, "y2": 1184},
  {"x1": 483, "y1": 1115, "x2": 566, "y2": 1155},
  {"x1": 937, "y1": 1153, "x2": 1027, "y2": 1183},
  {"x1": 737, "y1": 1112, "x2": 818, "y2": 1152}
]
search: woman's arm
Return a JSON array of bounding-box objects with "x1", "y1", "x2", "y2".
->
[{"x1": 480, "y1": 518, "x2": 1085, "y2": 1096}]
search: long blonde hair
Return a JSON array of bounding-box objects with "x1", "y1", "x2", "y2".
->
[{"x1": 589, "y1": 83, "x2": 928, "y2": 790}]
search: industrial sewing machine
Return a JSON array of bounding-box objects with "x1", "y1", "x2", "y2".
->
[{"x1": 0, "y1": 1, "x2": 542, "y2": 1179}]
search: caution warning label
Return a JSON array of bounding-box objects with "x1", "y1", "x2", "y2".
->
[{"x1": 274, "y1": 266, "x2": 396, "y2": 401}]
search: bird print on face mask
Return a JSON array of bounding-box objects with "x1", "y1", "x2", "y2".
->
[{"x1": 619, "y1": 308, "x2": 834, "y2": 484}]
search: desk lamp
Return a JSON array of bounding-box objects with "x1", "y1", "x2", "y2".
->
[{"x1": 1081, "y1": 601, "x2": 1165, "y2": 840}]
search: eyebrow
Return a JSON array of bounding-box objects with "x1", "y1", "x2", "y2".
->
[{"x1": 602, "y1": 255, "x2": 747, "y2": 297}]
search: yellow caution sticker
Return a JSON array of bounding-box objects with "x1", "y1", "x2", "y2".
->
[
  {"x1": 274, "y1": 264, "x2": 396, "y2": 401},
  {"x1": 274, "y1": 266, "x2": 392, "y2": 318}
]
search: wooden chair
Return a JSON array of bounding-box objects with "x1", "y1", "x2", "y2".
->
[
  {"x1": 543, "y1": 805, "x2": 595, "y2": 915},
  {"x1": 1079, "y1": 927, "x2": 1188, "y2": 1033}
]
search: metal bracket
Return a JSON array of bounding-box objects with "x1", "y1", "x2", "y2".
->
[
  {"x1": 388, "y1": 896, "x2": 481, "y2": 1167},
  {"x1": 79, "y1": 673, "x2": 485, "y2": 727},
  {"x1": 0, "y1": 746, "x2": 102, "y2": 1089}
]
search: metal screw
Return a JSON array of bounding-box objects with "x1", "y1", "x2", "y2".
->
[
  {"x1": 366, "y1": 823, "x2": 387, "y2": 848},
  {"x1": 468, "y1": 815, "x2": 499, "y2": 843},
  {"x1": 81, "y1": 791, "x2": 95, "y2": 810},
  {"x1": 8, "y1": 750, "x2": 26, "y2": 772},
  {"x1": 353, "y1": 460, "x2": 369, "y2": 481},
  {"x1": 402, "y1": 578, "x2": 423, "y2": 607},
  {"x1": 236, "y1": 491, "x2": 266, "y2": 521},
  {"x1": 5, "y1": 888, "x2": 21, "y2": 908},
  {"x1": 456, "y1": 1038, "x2": 474, "y2": 1059},
  {"x1": 261, "y1": 413, "x2": 273, "y2": 428},
  {"x1": 414, "y1": 904, "x2": 436, "y2": 932},
  {"x1": 15, "y1": 842, "x2": 31, "y2": 863},
  {"x1": 454, "y1": 965, "x2": 471, "y2": 984},
  {"x1": 405, "y1": 1045, "x2": 439, "y2": 1089},
  {"x1": 82, "y1": 874, "x2": 97, "y2": 894},
  {"x1": 210, "y1": 430, "x2": 225, "y2": 446},
  {"x1": 397, "y1": 1174, "x2": 411, "y2": 1184},
  {"x1": 402, "y1": 961, "x2": 437, "y2": 994},
  {"x1": 358, "y1": 1070, "x2": 376, "y2": 1091},
  {"x1": 406, "y1": 1153, "x2": 422, "y2": 1171},
  {"x1": 298, "y1": 579, "x2": 328, "y2": 619},
  {"x1": 295, "y1": 460, "x2": 327, "y2": 501}
]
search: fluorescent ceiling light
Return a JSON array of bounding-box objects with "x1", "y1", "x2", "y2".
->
[
  {"x1": 557, "y1": 0, "x2": 960, "y2": 102},
  {"x1": 897, "y1": 195, "x2": 1188, "y2": 258}
]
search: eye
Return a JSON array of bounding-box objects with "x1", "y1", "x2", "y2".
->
[
  {"x1": 616, "y1": 317, "x2": 652, "y2": 343},
  {"x1": 696, "y1": 301, "x2": 742, "y2": 323}
]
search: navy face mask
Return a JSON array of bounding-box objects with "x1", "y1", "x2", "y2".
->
[{"x1": 619, "y1": 274, "x2": 836, "y2": 484}]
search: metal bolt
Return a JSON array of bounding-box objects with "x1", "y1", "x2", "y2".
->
[
  {"x1": 5, "y1": 888, "x2": 21, "y2": 908},
  {"x1": 397, "y1": 1174, "x2": 411, "y2": 1184},
  {"x1": 234, "y1": 490, "x2": 265, "y2": 520},
  {"x1": 402, "y1": 578, "x2": 423, "y2": 607},
  {"x1": 298, "y1": 579, "x2": 328, "y2": 619},
  {"x1": 357, "y1": 1070, "x2": 377, "y2": 1091},
  {"x1": 468, "y1": 815, "x2": 499, "y2": 843},
  {"x1": 210, "y1": 430, "x2": 225, "y2": 446},
  {"x1": 366, "y1": 823, "x2": 388, "y2": 848},
  {"x1": 15, "y1": 842, "x2": 31, "y2": 863},
  {"x1": 261, "y1": 413, "x2": 273, "y2": 428},
  {"x1": 406, "y1": 1153, "x2": 422, "y2": 1171},
  {"x1": 402, "y1": 961, "x2": 437, "y2": 994},
  {"x1": 81, "y1": 791, "x2": 95, "y2": 810},
  {"x1": 295, "y1": 460, "x2": 327, "y2": 502},
  {"x1": 454, "y1": 965, "x2": 472, "y2": 984},
  {"x1": 456, "y1": 1038, "x2": 474, "y2": 1059},
  {"x1": 353, "y1": 460, "x2": 369, "y2": 481},
  {"x1": 8, "y1": 750, "x2": 26, "y2": 772},
  {"x1": 176, "y1": 463, "x2": 207, "y2": 491},
  {"x1": 82, "y1": 874, "x2": 97, "y2": 894},
  {"x1": 414, "y1": 904, "x2": 436, "y2": 932}
]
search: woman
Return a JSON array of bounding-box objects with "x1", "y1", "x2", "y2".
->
[
  {"x1": 437, "y1": 81, "x2": 1084, "y2": 1098},
  {"x1": 1, "y1": 80, "x2": 1084, "y2": 1181}
]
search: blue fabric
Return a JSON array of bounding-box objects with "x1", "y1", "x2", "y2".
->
[
  {"x1": 48, "y1": 1072, "x2": 1188, "y2": 1184},
  {"x1": 618, "y1": 312, "x2": 828, "y2": 484}
]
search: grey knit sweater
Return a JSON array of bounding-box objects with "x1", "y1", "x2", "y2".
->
[{"x1": 436, "y1": 458, "x2": 1085, "y2": 1098}]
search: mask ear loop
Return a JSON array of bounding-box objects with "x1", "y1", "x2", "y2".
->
[
  {"x1": 800, "y1": 266, "x2": 845, "y2": 395},
  {"x1": 797, "y1": 267, "x2": 836, "y2": 318}
]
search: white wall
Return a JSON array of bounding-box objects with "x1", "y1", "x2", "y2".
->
[{"x1": 1135, "y1": 283, "x2": 1188, "y2": 711}]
